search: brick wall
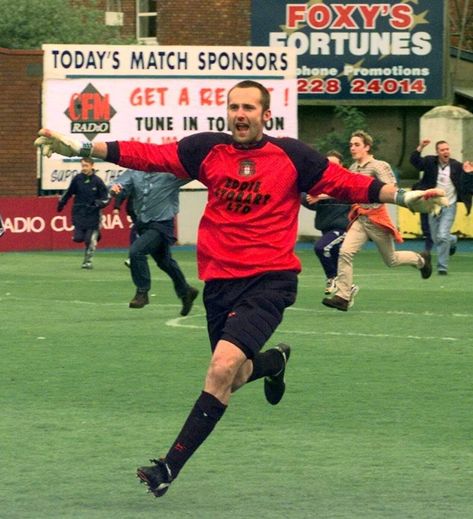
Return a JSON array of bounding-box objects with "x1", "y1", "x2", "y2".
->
[
  {"x1": 70, "y1": 0, "x2": 136, "y2": 40},
  {"x1": 101, "y1": 0, "x2": 137, "y2": 40},
  {"x1": 121, "y1": 0, "x2": 137, "y2": 39},
  {"x1": 156, "y1": 0, "x2": 251, "y2": 45},
  {"x1": 450, "y1": 0, "x2": 473, "y2": 51},
  {"x1": 0, "y1": 48, "x2": 43, "y2": 196},
  {"x1": 86, "y1": 0, "x2": 252, "y2": 44}
]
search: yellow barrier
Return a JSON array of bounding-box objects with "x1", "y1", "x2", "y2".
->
[{"x1": 398, "y1": 203, "x2": 473, "y2": 238}]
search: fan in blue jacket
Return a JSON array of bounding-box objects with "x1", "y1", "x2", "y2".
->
[{"x1": 57, "y1": 157, "x2": 109, "y2": 269}]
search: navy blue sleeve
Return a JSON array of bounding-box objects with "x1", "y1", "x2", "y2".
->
[
  {"x1": 268, "y1": 137, "x2": 329, "y2": 193},
  {"x1": 106, "y1": 141, "x2": 120, "y2": 163},
  {"x1": 60, "y1": 175, "x2": 77, "y2": 204},
  {"x1": 105, "y1": 135, "x2": 231, "y2": 180},
  {"x1": 176, "y1": 132, "x2": 233, "y2": 180},
  {"x1": 368, "y1": 179, "x2": 385, "y2": 203},
  {"x1": 410, "y1": 149, "x2": 424, "y2": 170},
  {"x1": 95, "y1": 176, "x2": 111, "y2": 208},
  {"x1": 411, "y1": 152, "x2": 436, "y2": 172}
]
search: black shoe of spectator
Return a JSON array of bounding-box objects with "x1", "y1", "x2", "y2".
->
[
  {"x1": 129, "y1": 291, "x2": 149, "y2": 308},
  {"x1": 419, "y1": 251, "x2": 432, "y2": 279},
  {"x1": 322, "y1": 295, "x2": 349, "y2": 311},
  {"x1": 180, "y1": 287, "x2": 199, "y2": 316}
]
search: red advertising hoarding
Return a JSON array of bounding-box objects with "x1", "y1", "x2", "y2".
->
[{"x1": 0, "y1": 197, "x2": 131, "y2": 252}]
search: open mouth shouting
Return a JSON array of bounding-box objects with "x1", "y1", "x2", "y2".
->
[{"x1": 234, "y1": 121, "x2": 250, "y2": 139}]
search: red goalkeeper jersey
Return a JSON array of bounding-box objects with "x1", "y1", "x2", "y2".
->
[{"x1": 107, "y1": 133, "x2": 383, "y2": 281}]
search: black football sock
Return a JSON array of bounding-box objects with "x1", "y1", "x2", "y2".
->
[
  {"x1": 247, "y1": 348, "x2": 284, "y2": 383},
  {"x1": 165, "y1": 391, "x2": 227, "y2": 478}
]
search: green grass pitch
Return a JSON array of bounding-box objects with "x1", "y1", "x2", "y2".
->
[{"x1": 1, "y1": 245, "x2": 473, "y2": 518}]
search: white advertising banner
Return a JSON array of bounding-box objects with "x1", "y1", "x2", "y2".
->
[
  {"x1": 40, "y1": 45, "x2": 298, "y2": 190},
  {"x1": 42, "y1": 44, "x2": 296, "y2": 79}
]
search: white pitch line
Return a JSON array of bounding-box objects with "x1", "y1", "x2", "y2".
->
[
  {"x1": 0, "y1": 295, "x2": 185, "y2": 308},
  {"x1": 287, "y1": 307, "x2": 473, "y2": 318},
  {"x1": 1, "y1": 294, "x2": 466, "y2": 343},
  {"x1": 165, "y1": 315, "x2": 462, "y2": 342},
  {"x1": 166, "y1": 314, "x2": 207, "y2": 329},
  {"x1": 276, "y1": 329, "x2": 459, "y2": 342},
  {"x1": 2, "y1": 295, "x2": 471, "y2": 320}
]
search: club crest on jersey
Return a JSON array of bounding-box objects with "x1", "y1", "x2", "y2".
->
[{"x1": 239, "y1": 160, "x2": 256, "y2": 177}]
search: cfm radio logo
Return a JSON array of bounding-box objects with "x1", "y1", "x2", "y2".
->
[{"x1": 65, "y1": 83, "x2": 116, "y2": 141}]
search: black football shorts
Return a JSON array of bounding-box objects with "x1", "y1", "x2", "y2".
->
[{"x1": 203, "y1": 270, "x2": 298, "y2": 358}]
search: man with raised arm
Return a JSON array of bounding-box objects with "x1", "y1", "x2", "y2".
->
[{"x1": 411, "y1": 138, "x2": 473, "y2": 275}]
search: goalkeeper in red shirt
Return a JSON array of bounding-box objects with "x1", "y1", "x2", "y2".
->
[{"x1": 35, "y1": 80, "x2": 447, "y2": 499}]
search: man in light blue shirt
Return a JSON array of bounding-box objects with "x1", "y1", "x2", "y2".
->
[{"x1": 110, "y1": 170, "x2": 198, "y2": 314}]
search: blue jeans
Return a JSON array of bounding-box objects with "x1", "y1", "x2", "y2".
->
[
  {"x1": 420, "y1": 213, "x2": 433, "y2": 252},
  {"x1": 129, "y1": 227, "x2": 189, "y2": 298},
  {"x1": 428, "y1": 204, "x2": 457, "y2": 272}
]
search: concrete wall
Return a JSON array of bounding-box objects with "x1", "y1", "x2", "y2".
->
[{"x1": 419, "y1": 105, "x2": 473, "y2": 160}]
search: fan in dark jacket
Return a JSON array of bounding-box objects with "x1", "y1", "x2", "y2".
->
[
  {"x1": 57, "y1": 157, "x2": 109, "y2": 269},
  {"x1": 410, "y1": 139, "x2": 473, "y2": 275}
]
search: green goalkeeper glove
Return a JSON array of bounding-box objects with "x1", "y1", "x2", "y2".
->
[
  {"x1": 34, "y1": 129, "x2": 92, "y2": 158},
  {"x1": 395, "y1": 188, "x2": 448, "y2": 214}
]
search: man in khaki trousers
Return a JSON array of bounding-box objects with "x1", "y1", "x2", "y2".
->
[{"x1": 322, "y1": 130, "x2": 432, "y2": 312}]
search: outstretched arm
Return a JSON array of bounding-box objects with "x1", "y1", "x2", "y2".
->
[
  {"x1": 310, "y1": 161, "x2": 447, "y2": 214},
  {"x1": 34, "y1": 128, "x2": 189, "y2": 177},
  {"x1": 379, "y1": 184, "x2": 447, "y2": 214},
  {"x1": 34, "y1": 129, "x2": 108, "y2": 159},
  {"x1": 90, "y1": 142, "x2": 108, "y2": 159}
]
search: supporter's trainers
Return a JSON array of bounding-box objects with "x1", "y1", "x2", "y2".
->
[
  {"x1": 322, "y1": 294, "x2": 349, "y2": 311},
  {"x1": 419, "y1": 251, "x2": 432, "y2": 279},
  {"x1": 324, "y1": 277, "x2": 337, "y2": 295},
  {"x1": 348, "y1": 284, "x2": 359, "y2": 309},
  {"x1": 264, "y1": 343, "x2": 291, "y2": 405},
  {"x1": 81, "y1": 261, "x2": 93, "y2": 269},
  {"x1": 137, "y1": 458, "x2": 173, "y2": 498},
  {"x1": 129, "y1": 291, "x2": 149, "y2": 308},
  {"x1": 180, "y1": 286, "x2": 199, "y2": 316}
]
